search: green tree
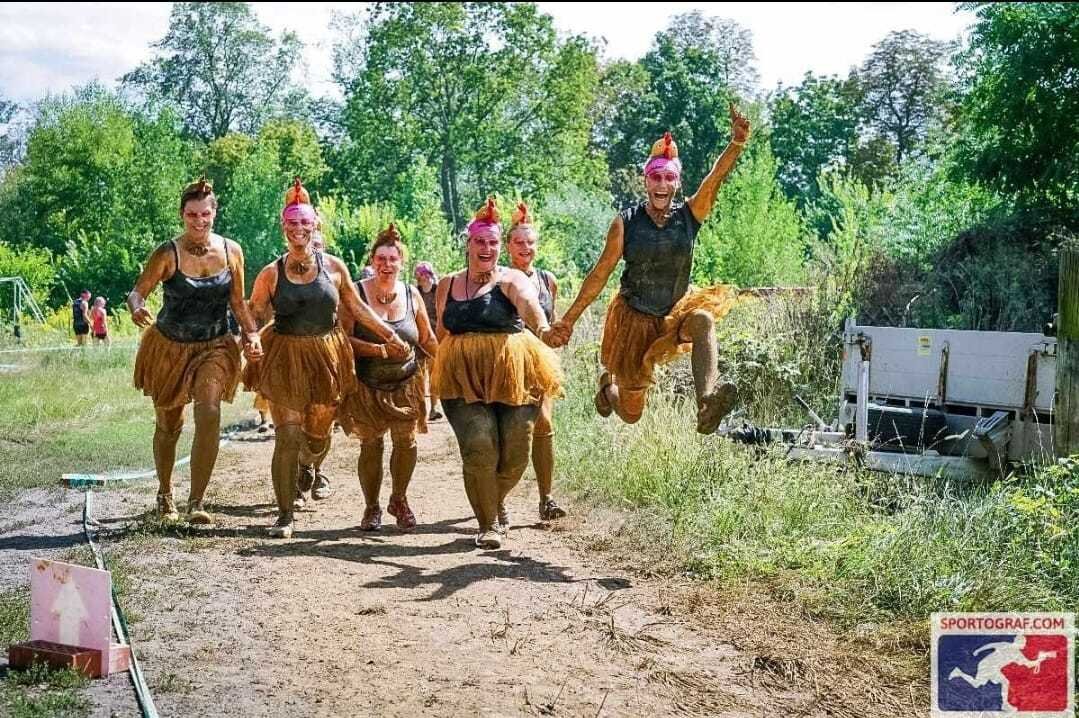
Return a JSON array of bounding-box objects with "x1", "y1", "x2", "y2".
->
[
  {"x1": 693, "y1": 141, "x2": 806, "y2": 287},
  {"x1": 0, "y1": 242, "x2": 55, "y2": 304},
  {"x1": 953, "y1": 2, "x2": 1079, "y2": 207},
  {"x1": 0, "y1": 96, "x2": 21, "y2": 170},
  {"x1": 332, "y1": 2, "x2": 604, "y2": 229},
  {"x1": 0, "y1": 86, "x2": 193, "y2": 305},
  {"x1": 215, "y1": 119, "x2": 329, "y2": 277},
  {"x1": 769, "y1": 72, "x2": 862, "y2": 204},
  {"x1": 856, "y1": 30, "x2": 952, "y2": 166},
  {"x1": 121, "y1": 2, "x2": 308, "y2": 141}
]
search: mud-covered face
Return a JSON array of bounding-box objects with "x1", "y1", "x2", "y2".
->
[
  {"x1": 507, "y1": 227, "x2": 538, "y2": 270},
  {"x1": 282, "y1": 216, "x2": 315, "y2": 252},
  {"x1": 468, "y1": 234, "x2": 501, "y2": 273},
  {"x1": 181, "y1": 197, "x2": 216, "y2": 239},
  {"x1": 644, "y1": 170, "x2": 681, "y2": 212},
  {"x1": 373, "y1": 245, "x2": 403, "y2": 282}
]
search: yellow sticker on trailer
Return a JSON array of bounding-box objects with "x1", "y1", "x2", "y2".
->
[{"x1": 918, "y1": 335, "x2": 932, "y2": 356}]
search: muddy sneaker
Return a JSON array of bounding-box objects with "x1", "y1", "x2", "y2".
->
[
  {"x1": 475, "y1": 530, "x2": 502, "y2": 549},
  {"x1": 293, "y1": 489, "x2": 307, "y2": 511},
  {"x1": 267, "y1": 513, "x2": 293, "y2": 539},
  {"x1": 298, "y1": 464, "x2": 316, "y2": 493},
  {"x1": 360, "y1": 505, "x2": 383, "y2": 531},
  {"x1": 156, "y1": 493, "x2": 180, "y2": 522},
  {"x1": 428, "y1": 408, "x2": 443, "y2": 421},
  {"x1": 594, "y1": 371, "x2": 614, "y2": 418},
  {"x1": 187, "y1": 499, "x2": 212, "y2": 525},
  {"x1": 312, "y1": 472, "x2": 332, "y2": 500},
  {"x1": 387, "y1": 496, "x2": 417, "y2": 530},
  {"x1": 697, "y1": 381, "x2": 739, "y2": 435},
  {"x1": 257, "y1": 421, "x2": 269, "y2": 434},
  {"x1": 539, "y1": 497, "x2": 567, "y2": 521},
  {"x1": 497, "y1": 502, "x2": 511, "y2": 532}
]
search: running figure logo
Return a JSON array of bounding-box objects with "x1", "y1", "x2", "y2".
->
[{"x1": 932, "y1": 613, "x2": 1074, "y2": 717}]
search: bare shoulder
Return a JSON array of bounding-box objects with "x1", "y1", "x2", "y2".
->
[
  {"x1": 221, "y1": 236, "x2": 244, "y2": 257},
  {"x1": 322, "y1": 252, "x2": 350, "y2": 273},
  {"x1": 499, "y1": 266, "x2": 529, "y2": 285}
]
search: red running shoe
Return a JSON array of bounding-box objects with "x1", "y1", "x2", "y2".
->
[{"x1": 387, "y1": 496, "x2": 417, "y2": 530}]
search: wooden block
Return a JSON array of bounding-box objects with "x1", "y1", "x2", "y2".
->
[
  {"x1": 106, "y1": 643, "x2": 131, "y2": 676},
  {"x1": 8, "y1": 640, "x2": 104, "y2": 677}
]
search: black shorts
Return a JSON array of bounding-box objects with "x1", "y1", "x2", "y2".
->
[
  {"x1": 94, "y1": 333, "x2": 108, "y2": 340},
  {"x1": 74, "y1": 325, "x2": 90, "y2": 336}
]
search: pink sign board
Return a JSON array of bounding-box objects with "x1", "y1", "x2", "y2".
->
[{"x1": 30, "y1": 558, "x2": 112, "y2": 654}]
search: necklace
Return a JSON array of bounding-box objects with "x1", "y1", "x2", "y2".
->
[
  {"x1": 465, "y1": 269, "x2": 494, "y2": 300},
  {"x1": 182, "y1": 237, "x2": 211, "y2": 257},
  {"x1": 287, "y1": 252, "x2": 313, "y2": 274},
  {"x1": 376, "y1": 283, "x2": 398, "y2": 305}
]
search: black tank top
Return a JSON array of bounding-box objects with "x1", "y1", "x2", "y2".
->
[
  {"x1": 618, "y1": 202, "x2": 701, "y2": 317},
  {"x1": 155, "y1": 240, "x2": 233, "y2": 343},
  {"x1": 72, "y1": 299, "x2": 88, "y2": 329},
  {"x1": 354, "y1": 282, "x2": 420, "y2": 391},
  {"x1": 272, "y1": 252, "x2": 339, "y2": 336},
  {"x1": 442, "y1": 275, "x2": 524, "y2": 335},
  {"x1": 417, "y1": 285, "x2": 438, "y2": 327}
]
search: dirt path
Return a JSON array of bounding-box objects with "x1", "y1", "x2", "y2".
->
[{"x1": 1, "y1": 420, "x2": 923, "y2": 717}]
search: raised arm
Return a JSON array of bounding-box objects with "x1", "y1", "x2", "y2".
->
[{"x1": 686, "y1": 102, "x2": 751, "y2": 223}]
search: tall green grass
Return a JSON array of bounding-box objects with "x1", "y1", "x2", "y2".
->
[
  {"x1": 556, "y1": 298, "x2": 1079, "y2": 628},
  {"x1": 0, "y1": 348, "x2": 249, "y2": 500}
]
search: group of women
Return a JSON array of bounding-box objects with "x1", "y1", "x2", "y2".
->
[{"x1": 126, "y1": 107, "x2": 751, "y2": 547}]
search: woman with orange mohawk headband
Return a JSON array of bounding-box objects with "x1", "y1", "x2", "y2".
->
[
  {"x1": 247, "y1": 179, "x2": 408, "y2": 539},
  {"x1": 129, "y1": 179, "x2": 263, "y2": 524},
  {"x1": 505, "y1": 202, "x2": 566, "y2": 523},
  {"x1": 549, "y1": 104, "x2": 751, "y2": 434},
  {"x1": 338, "y1": 223, "x2": 438, "y2": 532},
  {"x1": 432, "y1": 198, "x2": 563, "y2": 549}
]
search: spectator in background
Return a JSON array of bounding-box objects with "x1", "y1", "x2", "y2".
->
[
  {"x1": 72, "y1": 290, "x2": 91, "y2": 346},
  {"x1": 90, "y1": 297, "x2": 110, "y2": 347}
]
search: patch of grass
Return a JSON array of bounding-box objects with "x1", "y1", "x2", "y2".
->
[
  {"x1": 557, "y1": 300, "x2": 1079, "y2": 630},
  {"x1": 0, "y1": 591, "x2": 90, "y2": 718},
  {"x1": 0, "y1": 587, "x2": 30, "y2": 648},
  {"x1": 1, "y1": 663, "x2": 90, "y2": 718},
  {"x1": 0, "y1": 350, "x2": 249, "y2": 500}
]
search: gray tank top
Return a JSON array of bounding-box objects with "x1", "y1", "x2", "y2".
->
[
  {"x1": 354, "y1": 282, "x2": 419, "y2": 391},
  {"x1": 272, "y1": 252, "x2": 339, "y2": 336},
  {"x1": 530, "y1": 269, "x2": 555, "y2": 323}
]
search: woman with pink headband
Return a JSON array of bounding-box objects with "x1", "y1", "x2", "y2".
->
[
  {"x1": 129, "y1": 179, "x2": 262, "y2": 524},
  {"x1": 246, "y1": 178, "x2": 407, "y2": 538},
  {"x1": 432, "y1": 198, "x2": 563, "y2": 549},
  {"x1": 549, "y1": 104, "x2": 752, "y2": 433}
]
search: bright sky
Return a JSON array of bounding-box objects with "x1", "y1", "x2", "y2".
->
[{"x1": 0, "y1": 2, "x2": 973, "y2": 103}]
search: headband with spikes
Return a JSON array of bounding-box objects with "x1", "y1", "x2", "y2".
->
[
  {"x1": 467, "y1": 197, "x2": 502, "y2": 240},
  {"x1": 510, "y1": 201, "x2": 533, "y2": 227},
  {"x1": 644, "y1": 131, "x2": 682, "y2": 177},
  {"x1": 282, "y1": 177, "x2": 316, "y2": 222}
]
